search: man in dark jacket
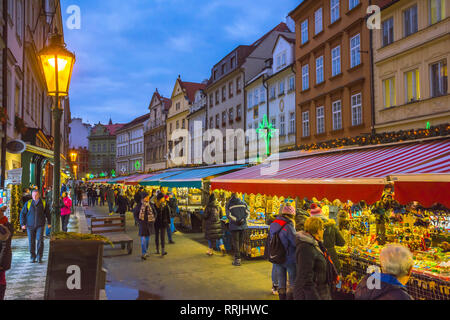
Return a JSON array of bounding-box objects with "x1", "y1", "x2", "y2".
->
[
  {"x1": 0, "y1": 206, "x2": 13, "y2": 300},
  {"x1": 152, "y1": 193, "x2": 171, "y2": 256},
  {"x1": 167, "y1": 192, "x2": 178, "y2": 244},
  {"x1": 115, "y1": 190, "x2": 128, "y2": 217},
  {"x1": 20, "y1": 190, "x2": 51, "y2": 263},
  {"x1": 134, "y1": 187, "x2": 144, "y2": 207},
  {"x1": 226, "y1": 193, "x2": 249, "y2": 266},
  {"x1": 355, "y1": 244, "x2": 413, "y2": 300},
  {"x1": 106, "y1": 187, "x2": 115, "y2": 213}
]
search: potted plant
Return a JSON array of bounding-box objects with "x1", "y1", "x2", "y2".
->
[{"x1": 44, "y1": 232, "x2": 112, "y2": 300}]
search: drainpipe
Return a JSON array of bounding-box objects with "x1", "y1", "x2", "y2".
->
[
  {"x1": 369, "y1": 0, "x2": 376, "y2": 135},
  {"x1": 1, "y1": 0, "x2": 8, "y2": 188}
]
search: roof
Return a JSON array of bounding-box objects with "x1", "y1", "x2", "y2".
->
[
  {"x1": 116, "y1": 113, "x2": 151, "y2": 133},
  {"x1": 91, "y1": 123, "x2": 125, "y2": 136},
  {"x1": 161, "y1": 97, "x2": 172, "y2": 111},
  {"x1": 178, "y1": 80, "x2": 206, "y2": 103}
]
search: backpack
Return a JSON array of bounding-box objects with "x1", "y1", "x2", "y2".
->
[
  {"x1": 26, "y1": 200, "x2": 46, "y2": 211},
  {"x1": 268, "y1": 219, "x2": 288, "y2": 265}
]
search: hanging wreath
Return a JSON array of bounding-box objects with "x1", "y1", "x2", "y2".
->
[
  {"x1": 15, "y1": 114, "x2": 28, "y2": 135},
  {"x1": 0, "y1": 107, "x2": 8, "y2": 124}
]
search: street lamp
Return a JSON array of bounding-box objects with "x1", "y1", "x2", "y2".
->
[
  {"x1": 70, "y1": 151, "x2": 78, "y2": 162},
  {"x1": 38, "y1": 32, "x2": 75, "y2": 234}
]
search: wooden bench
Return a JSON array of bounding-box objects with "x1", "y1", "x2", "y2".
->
[{"x1": 90, "y1": 215, "x2": 133, "y2": 255}]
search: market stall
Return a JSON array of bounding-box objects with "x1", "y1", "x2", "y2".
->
[{"x1": 210, "y1": 139, "x2": 450, "y2": 299}]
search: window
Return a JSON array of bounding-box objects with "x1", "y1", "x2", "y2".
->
[
  {"x1": 405, "y1": 69, "x2": 420, "y2": 102},
  {"x1": 277, "y1": 52, "x2": 287, "y2": 69},
  {"x1": 254, "y1": 88, "x2": 259, "y2": 105},
  {"x1": 315, "y1": 8, "x2": 323, "y2": 34},
  {"x1": 222, "y1": 111, "x2": 227, "y2": 125},
  {"x1": 331, "y1": 46, "x2": 341, "y2": 76},
  {"x1": 302, "y1": 64, "x2": 309, "y2": 90},
  {"x1": 260, "y1": 87, "x2": 266, "y2": 102},
  {"x1": 332, "y1": 100, "x2": 342, "y2": 130},
  {"x1": 92, "y1": 144, "x2": 96, "y2": 152},
  {"x1": 351, "y1": 93, "x2": 362, "y2": 126},
  {"x1": 302, "y1": 111, "x2": 310, "y2": 137},
  {"x1": 403, "y1": 5, "x2": 418, "y2": 37},
  {"x1": 331, "y1": 0, "x2": 340, "y2": 23},
  {"x1": 231, "y1": 57, "x2": 236, "y2": 69},
  {"x1": 229, "y1": 82, "x2": 234, "y2": 98},
  {"x1": 350, "y1": 34, "x2": 361, "y2": 68},
  {"x1": 316, "y1": 56, "x2": 324, "y2": 84},
  {"x1": 253, "y1": 106, "x2": 259, "y2": 118},
  {"x1": 289, "y1": 112, "x2": 295, "y2": 134},
  {"x1": 176, "y1": 120, "x2": 179, "y2": 129},
  {"x1": 169, "y1": 123, "x2": 173, "y2": 134},
  {"x1": 222, "y1": 86, "x2": 226, "y2": 102},
  {"x1": 383, "y1": 77, "x2": 396, "y2": 107},
  {"x1": 209, "y1": 95, "x2": 214, "y2": 108},
  {"x1": 176, "y1": 102, "x2": 180, "y2": 111},
  {"x1": 209, "y1": 117, "x2": 213, "y2": 129},
  {"x1": 215, "y1": 91, "x2": 219, "y2": 104},
  {"x1": 430, "y1": 0, "x2": 446, "y2": 24},
  {"x1": 236, "y1": 105, "x2": 242, "y2": 119},
  {"x1": 248, "y1": 91, "x2": 253, "y2": 108},
  {"x1": 280, "y1": 114, "x2": 286, "y2": 136},
  {"x1": 215, "y1": 114, "x2": 220, "y2": 128},
  {"x1": 16, "y1": 0, "x2": 23, "y2": 41},
  {"x1": 222, "y1": 64, "x2": 226, "y2": 75},
  {"x1": 349, "y1": 0, "x2": 359, "y2": 10},
  {"x1": 289, "y1": 76, "x2": 295, "y2": 91},
  {"x1": 271, "y1": 118, "x2": 276, "y2": 130},
  {"x1": 229, "y1": 108, "x2": 234, "y2": 123},
  {"x1": 214, "y1": 70, "x2": 218, "y2": 80},
  {"x1": 270, "y1": 86, "x2": 276, "y2": 99},
  {"x1": 382, "y1": 18, "x2": 394, "y2": 46},
  {"x1": 111, "y1": 144, "x2": 115, "y2": 152},
  {"x1": 182, "y1": 119, "x2": 185, "y2": 129},
  {"x1": 301, "y1": 20, "x2": 309, "y2": 44},
  {"x1": 279, "y1": 81, "x2": 285, "y2": 95},
  {"x1": 430, "y1": 60, "x2": 448, "y2": 97},
  {"x1": 103, "y1": 144, "x2": 106, "y2": 152},
  {"x1": 236, "y1": 77, "x2": 242, "y2": 93},
  {"x1": 316, "y1": 106, "x2": 325, "y2": 134}
]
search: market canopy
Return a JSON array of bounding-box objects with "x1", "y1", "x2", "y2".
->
[
  {"x1": 158, "y1": 165, "x2": 247, "y2": 188},
  {"x1": 108, "y1": 174, "x2": 141, "y2": 184},
  {"x1": 211, "y1": 139, "x2": 450, "y2": 204},
  {"x1": 139, "y1": 169, "x2": 189, "y2": 186},
  {"x1": 124, "y1": 173, "x2": 159, "y2": 185}
]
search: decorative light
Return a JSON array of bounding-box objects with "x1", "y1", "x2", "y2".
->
[{"x1": 256, "y1": 114, "x2": 276, "y2": 156}]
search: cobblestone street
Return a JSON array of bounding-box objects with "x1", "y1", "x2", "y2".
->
[{"x1": 84, "y1": 206, "x2": 277, "y2": 300}]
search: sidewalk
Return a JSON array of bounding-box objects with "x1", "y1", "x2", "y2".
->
[{"x1": 4, "y1": 206, "x2": 82, "y2": 300}]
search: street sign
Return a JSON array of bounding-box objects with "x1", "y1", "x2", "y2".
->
[
  {"x1": 6, "y1": 140, "x2": 26, "y2": 154},
  {"x1": 7, "y1": 168, "x2": 22, "y2": 184}
]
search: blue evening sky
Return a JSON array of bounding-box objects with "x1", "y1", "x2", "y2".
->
[{"x1": 61, "y1": 0, "x2": 300, "y2": 125}]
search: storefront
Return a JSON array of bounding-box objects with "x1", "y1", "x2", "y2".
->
[{"x1": 210, "y1": 138, "x2": 450, "y2": 300}]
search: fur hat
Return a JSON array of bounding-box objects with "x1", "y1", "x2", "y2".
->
[
  {"x1": 0, "y1": 224, "x2": 11, "y2": 242},
  {"x1": 310, "y1": 203, "x2": 323, "y2": 217}
]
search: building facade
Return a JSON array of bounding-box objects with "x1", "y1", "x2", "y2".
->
[
  {"x1": 116, "y1": 114, "x2": 150, "y2": 175},
  {"x1": 290, "y1": 0, "x2": 372, "y2": 146},
  {"x1": 188, "y1": 88, "x2": 207, "y2": 164},
  {"x1": 144, "y1": 90, "x2": 171, "y2": 172},
  {"x1": 373, "y1": 0, "x2": 450, "y2": 132},
  {"x1": 69, "y1": 117, "x2": 92, "y2": 149},
  {"x1": 88, "y1": 122, "x2": 123, "y2": 176},
  {"x1": 167, "y1": 76, "x2": 205, "y2": 167},
  {"x1": 246, "y1": 33, "x2": 296, "y2": 158}
]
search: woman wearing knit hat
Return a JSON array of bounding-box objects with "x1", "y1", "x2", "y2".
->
[
  {"x1": 0, "y1": 206, "x2": 13, "y2": 300},
  {"x1": 134, "y1": 193, "x2": 155, "y2": 260},
  {"x1": 268, "y1": 205, "x2": 297, "y2": 300}
]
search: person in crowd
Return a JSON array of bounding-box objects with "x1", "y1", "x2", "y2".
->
[
  {"x1": 355, "y1": 244, "x2": 413, "y2": 300},
  {"x1": 295, "y1": 206, "x2": 310, "y2": 232},
  {"x1": 166, "y1": 193, "x2": 177, "y2": 244},
  {"x1": 134, "y1": 192, "x2": 155, "y2": 261},
  {"x1": 106, "y1": 187, "x2": 115, "y2": 214},
  {"x1": 294, "y1": 217, "x2": 338, "y2": 300},
  {"x1": 115, "y1": 190, "x2": 128, "y2": 217},
  {"x1": 100, "y1": 187, "x2": 106, "y2": 207},
  {"x1": 269, "y1": 205, "x2": 297, "y2": 300},
  {"x1": 0, "y1": 206, "x2": 13, "y2": 300},
  {"x1": 150, "y1": 189, "x2": 157, "y2": 204},
  {"x1": 226, "y1": 193, "x2": 249, "y2": 267},
  {"x1": 152, "y1": 193, "x2": 170, "y2": 256},
  {"x1": 70, "y1": 186, "x2": 76, "y2": 211},
  {"x1": 309, "y1": 203, "x2": 346, "y2": 275},
  {"x1": 22, "y1": 188, "x2": 32, "y2": 205},
  {"x1": 76, "y1": 187, "x2": 83, "y2": 206},
  {"x1": 19, "y1": 190, "x2": 51, "y2": 263},
  {"x1": 203, "y1": 193, "x2": 226, "y2": 256},
  {"x1": 60, "y1": 192, "x2": 72, "y2": 232},
  {"x1": 134, "y1": 187, "x2": 144, "y2": 208}
]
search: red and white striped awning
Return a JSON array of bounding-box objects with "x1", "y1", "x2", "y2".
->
[
  {"x1": 211, "y1": 139, "x2": 450, "y2": 204},
  {"x1": 124, "y1": 173, "x2": 159, "y2": 185}
]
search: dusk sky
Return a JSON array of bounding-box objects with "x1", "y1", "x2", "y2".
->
[{"x1": 61, "y1": 0, "x2": 299, "y2": 125}]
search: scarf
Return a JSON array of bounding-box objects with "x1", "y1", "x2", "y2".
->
[
  {"x1": 282, "y1": 214, "x2": 296, "y2": 229},
  {"x1": 139, "y1": 202, "x2": 155, "y2": 222}
]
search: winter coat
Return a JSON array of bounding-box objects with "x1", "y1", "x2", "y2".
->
[
  {"x1": 355, "y1": 274, "x2": 413, "y2": 300},
  {"x1": 153, "y1": 203, "x2": 171, "y2": 229},
  {"x1": 115, "y1": 195, "x2": 128, "y2": 214},
  {"x1": 295, "y1": 208, "x2": 310, "y2": 232},
  {"x1": 168, "y1": 197, "x2": 178, "y2": 218},
  {"x1": 106, "y1": 189, "x2": 115, "y2": 203},
  {"x1": 269, "y1": 215, "x2": 297, "y2": 265},
  {"x1": 294, "y1": 231, "x2": 332, "y2": 300},
  {"x1": 204, "y1": 204, "x2": 224, "y2": 241},
  {"x1": 60, "y1": 197, "x2": 72, "y2": 216},
  {"x1": 0, "y1": 219, "x2": 13, "y2": 271},
  {"x1": 134, "y1": 203, "x2": 155, "y2": 237},
  {"x1": 20, "y1": 199, "x2": 51, "y2": 229},
  {"x1": 322, "y1": 218, "x2": 346, "y2": 273},
  {"x1": 226, "y1": 196, "x2": 249, "y2": 231},
  {"x1": 134, "y1": 192, "x2": 142, "y2": 206}
]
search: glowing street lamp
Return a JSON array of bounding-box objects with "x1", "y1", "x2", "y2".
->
[
  {"x1": 38, "y1": 32, "x2": 75, "y2": 234},
  {"x1": 70, "y1": 151, "x2": 78, "y2": 162}
]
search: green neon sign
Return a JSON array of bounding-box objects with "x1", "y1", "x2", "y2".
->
[
  {"x1": 111, "y1": 169, "x2": 116, "y2": 177},
  {"x1": 256, "y1": 114, "x2": 276, "y2": 156},
  {"x1": 100, "y1": 172, "x2": 106, "y2": 177},
  {"x1": 89, "y1": 174, "x2": 94, "y2": 179},
  {"x1": 426, "y1": 121, "x2": 431, "y2": 129},
  {"x1": 135, "y1": 160, "x2": 141, "y2": 170}
]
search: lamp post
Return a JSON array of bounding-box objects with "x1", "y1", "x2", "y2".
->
[{"x1": 38, "y1": 32, "x2": 75, "y2": 235}]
